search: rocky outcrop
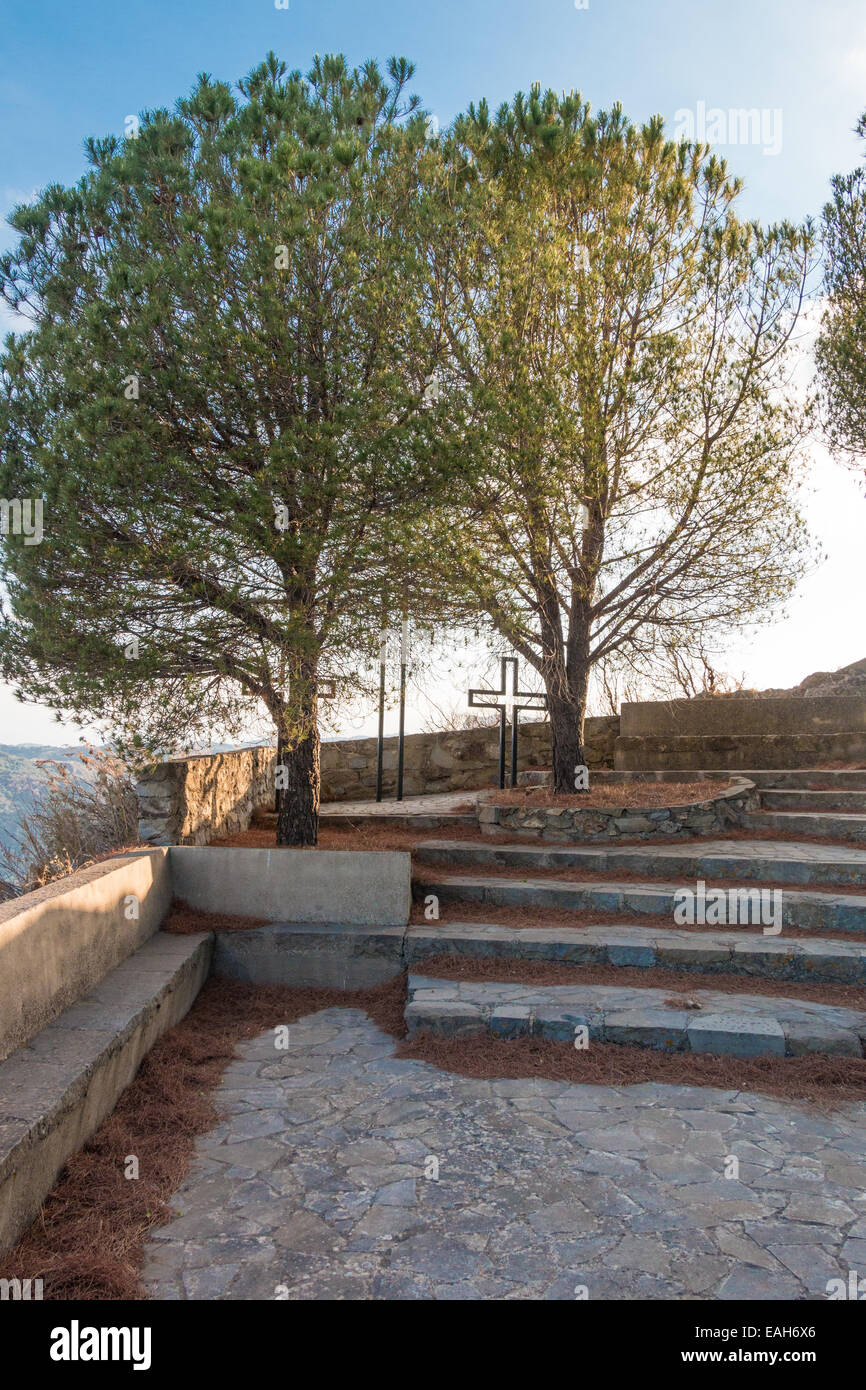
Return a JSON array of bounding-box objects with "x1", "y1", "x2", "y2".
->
[{"x1": 695, "y1": 657, "x2": 866, "y2": 700}]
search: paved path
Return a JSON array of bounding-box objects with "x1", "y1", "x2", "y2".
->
[
  {"x1": 142, "y1": 1009, "x2": 866, "y2": 1300},
  {"x1": 320, "y1": 792, "x2": 480, "y2": 818}
]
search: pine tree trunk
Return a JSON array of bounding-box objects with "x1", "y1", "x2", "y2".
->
[
  {"x1": 549, "y1": 695, "x2": 588, "y2": 793},
  {"x1": 274, "y1": 663, "x2": 320, "y2": 846},
  {"x1": 276, "y1": 723, "x2": 320, "y2": 845},
  {"x1": 545, "y1": 649, "x2": 590, "y2": 793}
]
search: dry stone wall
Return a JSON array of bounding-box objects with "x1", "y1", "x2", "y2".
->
[
  {"x1": 137, "y1": 746, "x2": 276, "y2": 846},
  {"x1": 135, "y1": 720, "x2": 619, "y2": 846},
  {"x1": 320, "y1": 717, "x2": 620, "y2": 802},
  {"x1": 479, "y1": 778, "x2": 758, "y2": 843}
]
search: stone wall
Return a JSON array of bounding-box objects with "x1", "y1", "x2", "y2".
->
[
  {"x1": 320, "y1": 716, "x2": 620, "y2": 802},
  {"x1": 137, "y1": 746, "x2": 276, "y2": 846},
  {"x1": 621, "y1": 695, "x2": 866, "y2": 738},
  {"x1": 134, "y1": 720, "x2": 619, "y2": 846},
  {"x1": 479, "y1": 778, "x2": 758, "y2": 843},
  {"x1": 615, "y1": 732, "x2": 866, "y2": 772}
]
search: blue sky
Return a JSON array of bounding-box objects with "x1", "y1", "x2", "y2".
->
[{"x1": 1, "y1": 0, "x2": 865, "y2": 743}]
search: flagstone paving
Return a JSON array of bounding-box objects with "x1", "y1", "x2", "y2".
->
[{"x1": 142, "y1": 1008, "x2": 866, "y2": 1301}]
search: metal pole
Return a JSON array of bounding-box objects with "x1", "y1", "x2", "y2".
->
[
  {"x1": 396, "y1": 619, "x2": 408, "y2": 801},
  {"x1": 498, "y1": 707, "x2": 506, "y2": 790},
  {"x1": 375, "y1": 631, "x2": 386, "y2": 802},
  {"x1": 275, "y1": 652, "x2": 286, "y2": 814},
  {"x1": 274, "y1": 730, "x2": 283, "y2": 813},
  {"x1": 511, "y1": 709, "x2": 519, "y2": 788}
]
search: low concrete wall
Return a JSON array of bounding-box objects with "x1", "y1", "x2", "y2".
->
[
  {"x1": 169, "y1": 847, "x2": 411, "y2": 928},
  {"x1": 621, "y1": 696, "x2": 866, "y2": 738},
  {"x1": 0, "y1": 851, "x2": 172, "y2": 1063},
  {"x1": 137, "y1": 745, "x2": 276, "y2": 846},
  {"x1": 0, "y1": 932, "x2": 211, "y2": 1256}
]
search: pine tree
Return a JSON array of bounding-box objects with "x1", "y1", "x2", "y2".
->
[
  {"x1": 0, "y1": 53, "x2": 450, "y2": 844},
  {"x1": 424, "y1": 89, "x2": 816, "y2": 790}
]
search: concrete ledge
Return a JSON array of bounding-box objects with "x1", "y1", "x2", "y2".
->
[
  {"x1": 747, "y1": 811, "x2": 866, "y2": 843},
  {"x1": 524, "y1": 768, "x2": 866, "y2": 789},
  {"x1": 0, "y1": 931, "x2": 212, "y2": 1256},
  {"x1": 212, "y1": 922, "x2": 406, "y2": 988},
  {"x1": 168, "y1": 846, "x2": 411, "y2": 927},
  {"x1": 0, "y1": 850, "x2": 171, "y2": 1063}
]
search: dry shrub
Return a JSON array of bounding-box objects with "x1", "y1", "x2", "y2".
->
[{"x1": 1, "y1": 745, "x2": 140, "y2": 896}]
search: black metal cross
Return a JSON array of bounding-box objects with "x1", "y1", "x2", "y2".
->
[{"x1": 468, "y1": 656, "x2": 548, "y2": 789}]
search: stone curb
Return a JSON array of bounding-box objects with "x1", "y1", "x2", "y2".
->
[
  {"x1": 413, "y1": 838, "x2": 866, "y2": 888},
  {"x1": 479, "y1": 778, "x2": 758, "y2": 844},
  {"x1": 404, "y1": 922, "x2": 866, "y2": 983},
  {"x1": 414, "y1": 873, "x2": 866, "y2": 933}
]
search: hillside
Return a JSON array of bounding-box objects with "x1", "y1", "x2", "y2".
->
[{"x1": 0, "y1": 745, "x2": 82, "y2": 853}]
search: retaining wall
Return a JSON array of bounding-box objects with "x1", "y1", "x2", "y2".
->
[
  {"x1": 136, "y1": 745, "x2": 276, "y2": 847},
  {"x1": 621, "y1": 696, "x2": 866, "y2": 738},
  {"x1": 479, "y1": 778, "x2": 757, "y2": 843},
  {"x1": 170, "y1": 846, "x2": 411, "y2": 928},
  {"x1": 136, "y1": 718, "x2": 619, "y2": 847}
]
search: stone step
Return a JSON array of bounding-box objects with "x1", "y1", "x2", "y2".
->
[
  {"x1": 735, "y1": 769, "x2": 866, "y2": 790},
  {"x1": 746, "y1": 811, "x2": 866, "y2": 842},
  {"x1": 405, "y1": 921, "x2": 866, "y2": 983},
  {"x1": 405, "y1": 974, "x2": 866, "y2": 1058},
  {"x1": 760, "y1": 788, "x2": 866, "y2": 812},
  {"x1": 321, "y1": 812, "x2": 478, "y2": 831},
  {"x1": 0, "y1": 930, "x2": 212, "y2": 1256},
  {"x1": 414, "y1": 873, "x2": 866, "y2": 934},
  {"x1": 536, "y1": 769, "x2": 866, "y2": 790},
  {"x1": 414, "y1": 837, "x2": 866, "y2": 887}
]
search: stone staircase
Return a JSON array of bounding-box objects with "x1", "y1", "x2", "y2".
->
[
  {"x1": 723, "y1": 770, "x2": 866, "y2": 842},
  {"x1": 406, "y1": 770, "x2": 866, "y2": 1061}
]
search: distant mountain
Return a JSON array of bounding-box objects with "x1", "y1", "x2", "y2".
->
[{"x1": 0, "y1": 744, "x2": 82, "y2": 855}]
